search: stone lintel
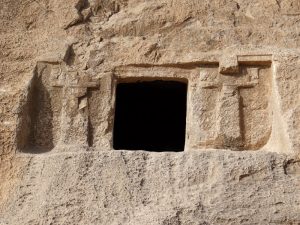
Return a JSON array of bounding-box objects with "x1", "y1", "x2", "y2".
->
[
  {"x1": 219, "y1": 54, "x2": 272, "y2": 75},
  {"x1": 219, "y1": 55, "x2": 239, "y2": 75},
  {"x1": 237, "y1": 55, "x2": 273, "y2": 66}
]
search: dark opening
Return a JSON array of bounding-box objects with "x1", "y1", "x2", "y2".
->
[{"x1": 113, "y1": 80, "x2": 187, "y2": 152}]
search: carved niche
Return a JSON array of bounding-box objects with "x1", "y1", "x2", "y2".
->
[
  {"x1": 23, "y1": 62, "x2": 103, "y2": 152},
  {"x1": 190, "y1": 55, "x2": 273, "y2": 150},
  {"x1": 21, "y1": 54, "x2": 275, "y2": 152}
]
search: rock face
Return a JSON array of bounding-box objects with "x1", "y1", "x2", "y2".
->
[
  {"x1": 0, "y1": 0, "x2": 300, "y2": 224},
  {"x1": 2, "y1": 150, "x2": 300, "y2": 225}
]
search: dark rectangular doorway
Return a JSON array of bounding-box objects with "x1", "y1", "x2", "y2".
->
[{"x1": 113, "y1": 80, "x2": 187, "y2": 152}]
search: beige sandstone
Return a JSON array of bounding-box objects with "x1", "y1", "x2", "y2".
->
[{"x1": 0, "y1": 0, "x2": 300, "y2": 224}]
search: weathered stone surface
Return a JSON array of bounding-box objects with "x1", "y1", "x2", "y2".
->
[
  {"x1": 1, "y1": 150, "x2": 300, "y2": 225},
  {"x1": 1, "y1": 0, "x2": 300, "y2": 224}
]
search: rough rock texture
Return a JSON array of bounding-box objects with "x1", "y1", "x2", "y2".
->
[
  {"x1": 1, "y1": 150, "x2": 300, "y2": 225},
  {"x1": 1, "y1": 0, "x2": 300, "y2": 224}
]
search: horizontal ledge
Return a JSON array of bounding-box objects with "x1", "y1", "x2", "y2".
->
[
  {"x1": 116, "y1": 55, "x2": 273, "y2": 69},
  {"x1": 237, "y1": 55, "x2": 273, "y2": 65},
  {"x1": 122, "y1": 61, "x2": 219, "y2": 69}
]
